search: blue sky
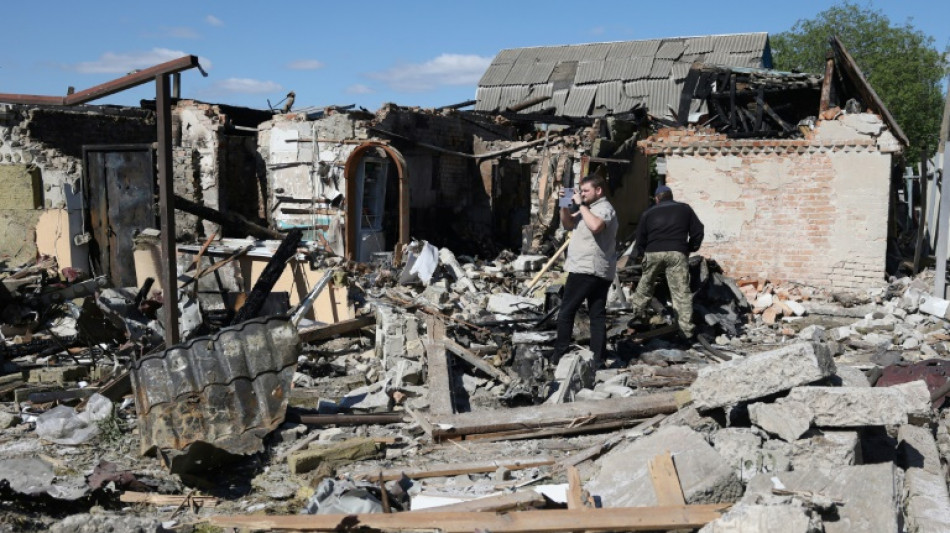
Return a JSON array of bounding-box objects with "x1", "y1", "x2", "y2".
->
[{"x1": 2, "y1": 1, "x2": 948, "y2": 111}]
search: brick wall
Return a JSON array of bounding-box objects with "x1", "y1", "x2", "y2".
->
[{"x1": 641, "y1": 118, "x2": 898, "y2": 290}]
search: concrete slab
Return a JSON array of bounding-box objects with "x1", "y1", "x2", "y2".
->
[
  {"x1": 749, "y1": 400, "x2": 812, "y2": 442},
  {"x1": 699, "y1": 502, "x2": 822, "y2": 533},
  {"x1": 787, "y1": 380, "x2": 931, "y2": 427},
  {"x1": 690, "y1": 342, "x2": 835, "y2": 410},
  {"x1": 899, "y1": 424, "x2": 943, "y2": 475},
  {"x1": 830, "y1": 364, "x2": 871, "y2": 387},
  {"x1": 587, "y1": 425, "x2": 741, "y2": 508},
  {"x1": 903, "y1": 469, "x2": 950, "y2": 533},
  {"x1": 710, "y1": 428, "x2": 763, "y2": 483},
  {"x1": 486, "y1": 293, "x2": 543, "y2": 315},
  {"x1": 744, "y1": 464, "x2": 899, "y2": 533},
  {"x1": 762, "y1": 430, "x2": 861, "y2": 472}
]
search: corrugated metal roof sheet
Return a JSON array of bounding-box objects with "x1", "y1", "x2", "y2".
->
[
  {"x1": 475, "y1": 86, "x2": 502, "y2": 111},
  {"x1": 131, "y1": 316, "x2": 300, "y2": 470},
  {"x1": 479, "y1": 62, "x2": 516, "y2": 87},
  {"x1": 656, "y1": 40, "x2": 687, "y2": 60},
  {"x1": 576, "y1": 61, "x2": 606, "y2": 84},
  {"x1": 563, "y1": 85, "x2": 597, "y2": 116},
  {"x1": 685, "y1": 36, "x2": 717, "y2": 54},
  {"x1": 595, "y1": 80, "x2": 623, "y2": 111},
  {"x1": 478, "y1": 33, "x2": 770, "y2": 116},
  {"x1": 498, "y1": 85, "x2": 531, "y2": 110},
  {"x1": 521, "y1": 83, "x2": 554, "y2": 113},
  {"x1": 649, "y1": 59, "x2": 675, "y2": 79},
  {"x1": 551, "y1": 89, "x2": 569, "y2": 115},
  {"x1": 715, "y1": 33, "x2": 768, "y2": 54}
]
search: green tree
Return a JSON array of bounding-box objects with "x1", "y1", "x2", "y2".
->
[{"x1": 771, "y1": 1, "x2": 948, "y2": 158}]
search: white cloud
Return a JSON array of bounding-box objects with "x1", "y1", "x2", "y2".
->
[
  {"x1": 70, "y1": 48, "x2": 213, "y2": 74},
  {"x1": 346, "y1": 84, "x2": 375, "y2": 95},
  {"x1": 367, "y1": 53, "x2": 492, "y2": 92},
  {"x1": 287, "y1": 59, "x2": 324, "y2": 71},
  {"x1": 210, "y1": 78, "x2": 282, "y2": 95},
  {"x1": 206, "y1": 15, "x2": 224, "y2": 27}
]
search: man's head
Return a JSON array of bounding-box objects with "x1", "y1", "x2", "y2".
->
[
  {"x1": 579, "y1": 175, "x2": 607, "y2": 204},
  {"x1": 654, "y1": 184, "x2": 673, "y2": 203}
]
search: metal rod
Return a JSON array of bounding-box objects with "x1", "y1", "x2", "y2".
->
[
  {"x1": 290, "y1": 269, "x2": 334, "y2": 326},
  {"x1": 156, "y1": 73, "x2": 180, "y2": 345}
]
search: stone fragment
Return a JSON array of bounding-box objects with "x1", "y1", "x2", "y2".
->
[
  {"x1": 748, "y1": 400, "x2": 812, "y2": 442},
  {"x1": 511, "y1": 255, "x2": 546, "y2": 272},
  {"x1": 690, "y1": 342, "x2": 835, "y2": 410},
  {"x1": 903, "y1": 469, "x2": 950, "y2": 533},
  {"x1": 587, "y1": 426, "x2": 741, "y2": 507},
  {"x1": 784, "y1": 300, "x2": 806, "y2": 317},
  {"x1": 744, "y1": 464, "x2": 899, "y2": 533},
  {"x1": 0, "y1": 411, "x2": 18, "y2": 429},
  {"x1": 787, "y1": 380, "x2": 931, "y2": 427},
  {"x1": 830, "y1": 365, "x2": 870, "y2": 387},
  {"x1": 762, "y1": 431, "x2": 861, "y2": 472},
  {"x1": 288, "y1": 437, "x2": 381, "y2": 475},
  {"x1": 512, "y1": 331, "x2": 556, "y2": 344},
  {"x1": 710, "y1": 428, "x2": 763, "y2": 483},
  {"x1": 898, "y1": 424, "x2": 943, "y2": 475},
  {"x1": 699, "y1": 502, "x2": 822, "y2": 533},
  {"x1": 486, "y1": 293, "x2": 543, "y2": 315}
]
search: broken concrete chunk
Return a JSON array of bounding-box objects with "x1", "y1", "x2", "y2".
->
[
  {"x1": 486, "y1": 293, "x2": 543, "y2": 315},
  {"x1": 690, "y1": 342, "x2": 835, "y2": 410},
  {"x1": 512, "y1": 331, "x2": 557, "y2": 344},
  {"x1": 587, "y1": 425, "x2": 741, "y2": 507},
  {"x1": 699, "y1": 502, "x2": 822, "y2": 533},
  {"x1": 438, "y1": 247, "x2": 476, "y2": 293},
  {"x1": 288, "y1": 437, "x2": 381, "y2": 475},
  {"x1": 710, "y1": 428, "x2": 764, "y2": 483},
  {"x1": 744, "y1": 464, "x2": 899, "y2": 533},
  {"x1": 786, "y1": 380, "x2": 931, "y2": 427},
  {"x1": 748, "y1": 400, "x2": 812, "y2": 442},
  {"x1": 762, "y1": 431, "x2": 861, "y2": 472},
  {"x1": 898, "y1": 424, "x2": 943, "y2": 475},
  {"x1": 511, "y1": 255, "x2": 547, "y2": 272},
  {"x1": 903, "y1": 469, "x2": 950, "y2": 533},
  {"x1": 830, "y1": 365, "x2": 870, "y2": 387}
]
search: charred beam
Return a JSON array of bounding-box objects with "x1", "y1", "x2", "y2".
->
[
  {"x1": 230, "y1": 229, "x2": 302, "y2": 325},
  {"x1": 174, "y1": 194, "x2": 282, "y2": 240}
]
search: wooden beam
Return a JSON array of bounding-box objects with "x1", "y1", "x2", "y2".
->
[
  {"x1": 174, "y1": 194, "x2": 282, "y2": 240},
  {"x1": 354, "y1": 457, "x2": 556, "y2": 482},
  {"x1": 458, "y1": 419, "x2": 640, "y2": 443},
  {"x1": 566, "y1": 466, "x2": 586, "y2": 510},
  {"x1": 208, "y1": 504, "x2": 730, "y2": 532},
  {"x1": 428, "y1": 393, "x2": 678, "y2": 441},
  {"x1": 914, "y1": 151, "x2": 930, "y2": 273},
  {"x1": 648, "y1": 451, "x2": 685, "y2": 506},
  {"x1": 298, "y1": 315, "x2": 375, "y2": 342},
  {"x1": 554, "y1": 414, "x2": 667, "y2": 471},
  {"x1": 230, "y1": 229, "x2": 302, "y2": 324},
  {"x1": 819, "y1": 52, "x2": 835, "y2": 113},
  {"x1": 443, "y1": 338, "x2": 511, "y2": 384},
  {"x1": 120, "y1": 491, "x2": 220, "y2": 508},
  {"x1": 424, "y1": 317, "x2": 454, "y2": 415}
]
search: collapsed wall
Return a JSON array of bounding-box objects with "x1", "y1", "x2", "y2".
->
[{"x1": 640, "y1": 113, "x2": 902, "y2": 290}]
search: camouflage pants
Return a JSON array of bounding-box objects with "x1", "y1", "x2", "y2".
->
[{"x1": 630, "y1": 251, "x2": 694, "y2": 336}]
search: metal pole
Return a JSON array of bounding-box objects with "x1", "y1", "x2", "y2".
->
[
  {"x1": 935, "y1": 142, "x2": 950, "y2": 299},
  {"x1": 172, "y1": 73, "x2": 181, "y2": 99},
  {"x1": 156, "y1": 74, "x2": 180, "y2": 345},
  {"x1": 914, "y1": 148, "x2": 929, "y2": 273}
]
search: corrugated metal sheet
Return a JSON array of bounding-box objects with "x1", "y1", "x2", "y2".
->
[
  {"x1": 579, "y1": 43, "x2": 613, "y2": 61},
  {"x1": 649, "y1": 59, "x2": 675, "y2": 79},
  {"x1": 715, "y1": 33, "x2": 768, "y2": 54},
  {"x1": 576, "y1": 61, "x2": 606, "y2": 84},
  {"x1": 628, "y1": 39, "x2": 662, "y2": 57},
  {"x1": 479, "y1": 62, "x2": 516, "y2": 87},
  {"x1": 131, "y1": 316, "x2": 300, "y2": 469},
  {"x1": 685, "y1": 36, "x2": 716, "y2": 54},
  {"x1": 524, "y1": 61, "x2": 556, "y2": 84},
  {"x1": 563, "y1": 85, "x2": 597, "y2": 116},
  {"x1": 671, "y1": 62, "x2": 693, "y2": 81},
  {"x1": 594, "y1": 80, "x2": 623, "y2": 111},
  {"x1": 475, "y1": 87, "x2": 502, "y2": 111},
  {"x1": 551, "y1": 89, "x2": 569, "y2": 115},
  {"x1": 520, "y1": 83, "x2": 554, "y2": 113},
  {"x1": 503, "y1": 59, "x2": 541, "y2": 85},
  {"x1": 495, "y1": 48, "x2": 523, "y2": 63},
  {"x1": 602, "y1": 58, "x2": 653, "y2": 81},
  {"x1": 703, "y1": 51, "x2": 737, "y2": 67},
  {"x1": 498, "y1": 85, "x2": 532, "y2": 110},
  {"x1": 656, "y1": 40, "x2": 687, "y2": 60}
]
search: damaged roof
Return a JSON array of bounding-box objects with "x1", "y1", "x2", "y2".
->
[{"x1": 476, "y1": 33, "x2": 771, "y2": 118}]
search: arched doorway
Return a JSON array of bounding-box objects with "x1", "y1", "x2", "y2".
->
[{"x1": 343, "y1": 142, "x2": 409, "y2": 262}]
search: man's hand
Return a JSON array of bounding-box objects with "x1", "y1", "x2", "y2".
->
[{"x1": 572, "y1": 189, "x2": 583, "y2": 206}]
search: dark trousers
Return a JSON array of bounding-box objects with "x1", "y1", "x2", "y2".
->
[{"x1": 553, "y1": 272, "x2": 612, "y2": 363}]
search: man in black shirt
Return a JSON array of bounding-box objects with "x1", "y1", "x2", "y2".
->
[{"x1": 631, "y1": 184, "x2": 704, "y2": 339}]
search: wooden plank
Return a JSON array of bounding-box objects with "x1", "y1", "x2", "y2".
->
[
  {"x1": 353, "y1": 457, "x2": 555, "y2": 483},
  {"x1": 443, "y1": 338, "x2": 511, "y2": 384},
  {"x1": 555, "y1": 414, "x2": 667, "y2": 471},
  {"x1": 429, "y1": 393, "x2": 678, "y2": 441},
  {"x1": 413, "y1": 491, "x2": 546, "y2": 513},
  {"x1": 566, "y1": 466, "x2": 586, "y2": 510},
  {"x1": 120, "y1": 491, "x2": 220, "y2": 507},
  {"x1": 209, "y1": 504, "x2": 729, "y2": 532},
  {"x1": 424, "y1": 317, "x2": 454, "y2": 415},
  {"x1": 461, "y1": 418, "x2": 639, "y2": 443},
  {"x1": 914, "y1": 151, "x2": 929, "y2": 273},
  {"x1": 648, "y1": 451, "x2": 685, "y2": 506},
  {"x1": 298, "y1": 315, "x2": 375, "y2": 342}
]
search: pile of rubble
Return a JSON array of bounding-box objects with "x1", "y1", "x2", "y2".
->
[{"x1": 1, "y1": 241, "x2": 950, "y2": 532}]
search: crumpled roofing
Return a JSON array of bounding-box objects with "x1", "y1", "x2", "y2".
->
[{"x1": 130, "y1": 316, "x2": 300, "y2": 461}]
